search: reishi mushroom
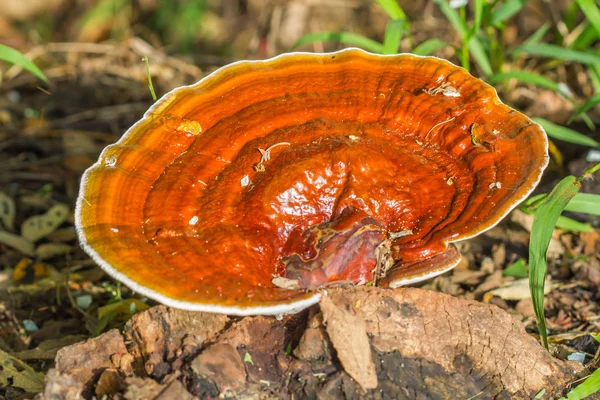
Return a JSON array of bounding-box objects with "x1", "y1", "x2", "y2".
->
[{"x1": 75, "y1": 49, "x2": 548, "y2": 315}]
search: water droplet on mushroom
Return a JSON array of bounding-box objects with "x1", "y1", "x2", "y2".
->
[
  {"x1": 105, "y1": 155, "x2": 117, "y2": 167},
  {"x1": 241, "y1": 174, "x2": 251, "y2": 187},
  {"x1": 175, "y1": 119, "x2": 202, "y2": 136},
  {"x1": 189, "y1": 216, "x2": 199, "y2": 225},
  {"x1": 111, "y1": 228, "x2": 119, "y2": 233}
]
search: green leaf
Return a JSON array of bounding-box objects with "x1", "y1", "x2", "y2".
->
[
  {"x1": 491, "y1": 0, "x2": 526, "y2": 27},
  {"x1": 518, "y1": 43, "x2": 600, "y2": 65},
  {"x1": 555, "y1": 216, "x2": 594, "y2": 232},
  {"x1": 489, "y1": 71, "x2": 566, "y2": 94},
  {"x1": 0, "y1": 44, "x2": 48, "y2": 83},
  {"x1": 577, "y1": 0, "x2": 600, "y2": 37},
  {"x1": 412, "y1": 39, "x2": 448, "y2": 56},
  {"x1": 503, "y1": 259, "x2": 528, "y2": 278},
  {"x1": 533, "y1": 118, "x2": 600, "y2": 148},
  {"x1": 564, "y1": 193, "x2": 600, "y2": 216},
  {"x1": 293, "y1": 32, "x2": 384, "y2": 54},
  {"x1": 244, "y1": 352, "x2": 254, "y2": 365},
  {"x1": 375, "y1": 0, "x2": 406, "y2": 20},
  {"x1": 560, "y1": 368, "x2": 600, "y2": 400},
  {"x1": 382, "y1": 19, "x2": 404, "y2": 54},
  {"x1": 569, "y1": 93, "x2": 600, "y2": 123},
  {"x1": 529, "y1": 176, "x2": 581, "y2": 349}
]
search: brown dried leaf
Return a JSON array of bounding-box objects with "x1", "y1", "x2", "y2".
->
[
  {"x1": 489, "y1": 277, "x2": 556, "y2": 301},
  {"x1": 21, "y1": 203, "x2": 70, "y2": 242},
  {"x1": 320, "y1": 294, "x2": 377, "y2": 390},
  {"x1": 95, "y1": 368, "x2": 125, "y2": 399}
]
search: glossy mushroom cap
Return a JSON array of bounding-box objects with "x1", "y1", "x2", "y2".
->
[{"x1": 76, "y1": 49, "x2": 548, "y2": 315}]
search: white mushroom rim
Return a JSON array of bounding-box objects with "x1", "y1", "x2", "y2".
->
[{"x1": 75, "y1": 47, "x2": 549, "y2": 315}]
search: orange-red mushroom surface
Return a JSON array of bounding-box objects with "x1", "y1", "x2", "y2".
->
[{"x1": 76, "y1": 49, "x2": 548, "y2": 315}]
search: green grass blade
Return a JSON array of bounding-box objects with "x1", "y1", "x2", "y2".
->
[
  {"x1": 142, "y1": 56, "x2": 157, "y2": 102},
  {"x1": 511, "y1": 23, "x2": 550, "y2": 58},
  {"x1": 577, "y1": 0, "x2": 600, "y2": 36},
  {"x1": 521, "y1": 193, "x2": 548, "y2": 209},
  {"x1": 0, "y1": 44, "x2": 48, "y2": 83},
  {"x1": 569, "y1": 23, "x2": 599, "y2": 51},
  {"x1": 564, "y1": 193, "x2": 600, "y2": 216},
  {"x1": 589, "y1": 65, "x2": 600, "y2": 93},
  {"x1": 491, "y1": 73, "x2": 593, "y2": 129},
  {"x1": 518, "y1": 43, "x2": 600, "y2": 65},
  {"x1": 533, "y1": 118, "x2": 600, "y2": 148},
  {"x1": 293, "y1": 32, "x2": 384, "y2": 54},
  {"x1": 468, "y1": 36, "x2": 494, "y2": 76},
  {"x1": 491, "y1": 0, "x2": 526, "y2": 27},
  {"x1": 471, "y1": 0, "x2": 484, "y2": 37},
  {"x1": 560, "y1": 368, "x2": 600, "y2": 400},
  {"x1": 382, "y1": 19, "x2": 404, "y2": 54},
  {"x1": 524, "y1": 23, "x2": 551, "y2": 45},
  {"x1": 555, "y1": 216, "x2": 594, "y2": 232},
  {"x1": 375, "y1": 0, "x2": 407, "y2": 20},
  {"x1": 435, "y1": 0, "x2": 467, "y2": 37},
  {"x1": 529, "y1": 176, "x2": 581, "y2": 349},
  {"x1": 489, "y1": 70, "x2": 564, "y2": 93},
  {"x1": 412, "y1": 39, "x2": 448, "y2": 56},
  {"x1": 569, "y1": 93, "x2": 600, "y2": 123},
  {"x1": 376, "y1": 0, "x2": 406, "y2": 20},
  {"x1": 435, "y1": 0, "x2": 492, "y2": 76}
]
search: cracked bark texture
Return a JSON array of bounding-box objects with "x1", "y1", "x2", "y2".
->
[{"x1": 40, "y1": 287, "x2": 581, "y2": 400}]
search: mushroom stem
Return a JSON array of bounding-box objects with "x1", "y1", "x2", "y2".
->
[{"x1": 281, "y1": 207, "x2": 386, "y2": 289}]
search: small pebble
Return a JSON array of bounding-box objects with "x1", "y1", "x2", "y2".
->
[
  {"x1": 76, "y1": 294, "x2": 93, "y2": 310},
  {"x1": 567, "y1": 352, "x2": 586, "y2": 363},
  {"x1": 23, "y1": 319, "x2": 39, "y2": 332}
]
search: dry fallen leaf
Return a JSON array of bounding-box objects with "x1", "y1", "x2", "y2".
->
[
  {"x1": 11, "y1": 335, "x2": 86, "y2": 360},
  {"x1": 488, "y1": 277, "x2": 556, "y2": 301},
  {"x1": 320, "y1": 294, "x2": 377, "y2": 391},
  {"x1": 35, "y1": 243, "x2": 74, "y2": 260},
  {"x1": 12, "y1": 258, "x2": 48, "y2": 282},
  {"x1": 271, "y1": 276, "x2": 300, "y2": 290},
  {"x1": 0, "y1": 348, "x2": 45, "y2": 393},
  {"x1": 21, "y1": 203, "x2": 70, "y2": 242},
  {"x1": 0, "y1": 230, "x2": 35, "y2": 255},
  {"x1": 0, "y1": 191, "x2": 16, "y2": 230}
]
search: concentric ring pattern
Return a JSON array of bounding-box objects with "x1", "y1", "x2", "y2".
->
[{"x1": 76, "y1": 49, "x2": 548, "y2": 315}]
